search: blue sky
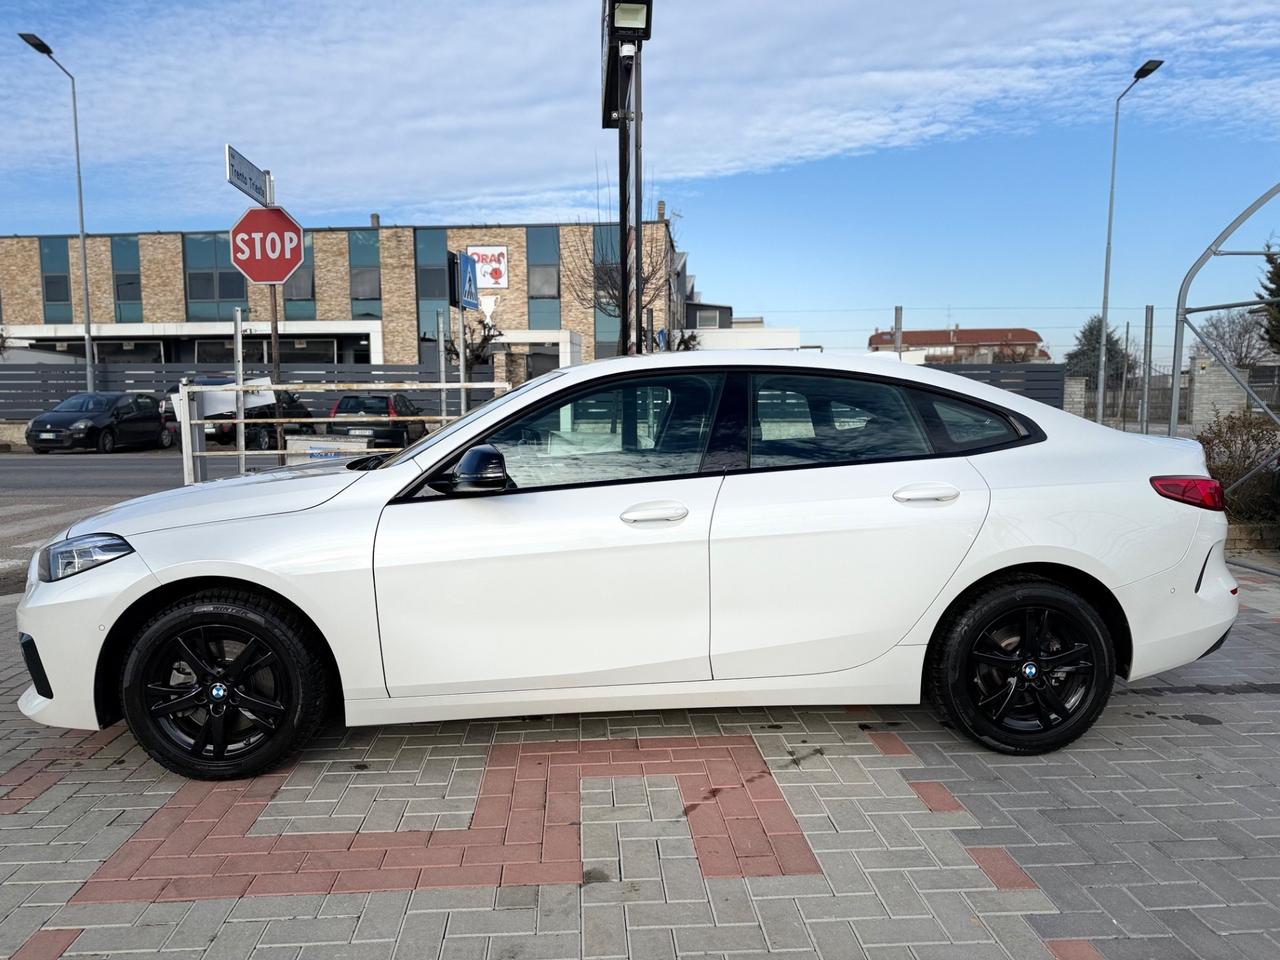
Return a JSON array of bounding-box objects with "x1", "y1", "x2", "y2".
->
[{"x1": 3, "y1": 0, "x2": 1279, "y2": 364}]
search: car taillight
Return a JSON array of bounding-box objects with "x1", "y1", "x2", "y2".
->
[
  {"x1": 387, "y1": 397, "x2": 396, "y2": 418},
  {"x1": 1150, "y1": 476, "x2": 1224, "y2": 511},
  {"x1": 329, "y1": 401, "x2": 339, "y2": 417}
]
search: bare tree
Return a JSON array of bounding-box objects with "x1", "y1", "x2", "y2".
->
[
  {"x1": 0, "y1": 327, "x2": 8, "y2": 360},
  {"x1": 443, "y1": 318, "x2": 502, "y2": 368},
  {"x1": 1200, "y1": 308, "x2": 1273, "y2": 369},
  {"x1": 561, "y1": 222, "x2": 672, "y2": 357}
]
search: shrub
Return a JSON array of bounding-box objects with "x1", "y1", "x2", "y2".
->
[{"x1": 1195, "y1": 410, "x2": 1280, "y2": 522}]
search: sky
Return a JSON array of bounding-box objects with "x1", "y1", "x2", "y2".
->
[{"x1": 2, "y1": 0, "x2": 1279, "y2": 365}]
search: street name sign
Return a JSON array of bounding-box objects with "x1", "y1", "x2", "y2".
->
[
  {"x1": 225, "y1": 145, "x2": 272, "y2": 206},
  {"x1": 230, "y1": 207, "x2": 304, "y2": 285}
]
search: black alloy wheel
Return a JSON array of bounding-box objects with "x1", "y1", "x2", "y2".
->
[
  {"x1": 96, "y1": 429, "x2": 116, "y2": 454},
  {"x1": 121, "y1": 590, "x2": 328, "y2": 779},
  {"x1": 928, "y1": 578, "x2": 1115, "y2": 754}
]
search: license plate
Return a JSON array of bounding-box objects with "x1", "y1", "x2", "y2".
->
[
  {"x1": 348, "y1": 429, "x2": 374, "y2": 436},
  {"x1": 38, "y1": 433, "x2": 55, "y2": 440},
  {"x1": 203, "y1": 424, "x2": 215, "y2": 434}
]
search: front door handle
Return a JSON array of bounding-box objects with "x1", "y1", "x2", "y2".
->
[
  {"x1": 893, "y1": 483, "x2": 960, "y2": 503},
  {"x1": 620, "y1": 500, "x2": 689, "y2": 524}
]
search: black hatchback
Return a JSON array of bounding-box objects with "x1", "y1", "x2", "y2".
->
[{"x1": 26, "y1": 392, "x2": 169, "y2": 454}]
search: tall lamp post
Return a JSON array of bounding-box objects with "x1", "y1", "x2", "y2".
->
[
  {"x1": 601, "y1": 1, "x2": 652, "y2": 355},
  {"x1": 20, "y1": 33, "x2": 96, "y2": 390},
  {"x1": 1094, "y1": 57, "x2": 1162, "y2": 423}
]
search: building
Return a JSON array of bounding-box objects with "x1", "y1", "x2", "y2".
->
[
  {"x1": 867, "y1": 326, "x2": 1049, "y2": 363},
  {"x1": 0, "y1": 216, "x2": 687, "y2": 367}
]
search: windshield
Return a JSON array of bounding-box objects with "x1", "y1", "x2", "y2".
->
[
  {"x1": 379, "y1": 369, "x2": 567, "y2": 468},
  {"x1": 52, "y1": 394, "x2": 114, "y2": 413},
  {"x1": 336, "y1": 396, "x2": 391, "y2": 415}
]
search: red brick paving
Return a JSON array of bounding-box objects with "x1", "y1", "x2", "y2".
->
[
  {"x1": 68, "y1": 735, "x2": 820, "y2": 903},
  {"x1": 1045, "y1": 940, "x2": 1107, "y2": 960},
  {"x1": 966, "y1": 845, "x2": 1038, "y2": 890},
  {"x1": 909, "y1": 781, "x2": 965, "y2": 813},
  {"x1": 867, "y1": 731, "x2": 913, "y2": 756},
  {"x1": 9, "y1": 929, "x2": 82, "y2": 960}
]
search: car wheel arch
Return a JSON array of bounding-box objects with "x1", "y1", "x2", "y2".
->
[
  {"x1": 924, "y1": 562, "x2": 1133, "y2": 681},
  {"x1": 94, "y1": 575, "x2": 344, "y2": 729}
]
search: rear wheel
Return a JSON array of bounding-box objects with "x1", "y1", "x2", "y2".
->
[
  {"x1": 927, "y1": 578, "x2": 1115, "y2": 754},
  {"x1": 156, "y1": 426, "x2": 174, "y2": 449},
  {"x1": 121, "y1": 590, "x2": 328, "y2": 779}
]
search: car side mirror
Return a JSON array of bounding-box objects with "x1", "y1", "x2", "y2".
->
[{"x1": 445, "y1": 443, "x2": 509, "y2": 495}]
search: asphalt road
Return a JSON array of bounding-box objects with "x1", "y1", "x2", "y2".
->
[{"x1": 0, "y1": 449, "x2": 272, "y2": 595}]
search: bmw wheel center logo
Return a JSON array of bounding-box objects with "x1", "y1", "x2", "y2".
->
[
  {"x1": 209, "y1": 682, "x2": 228, "y2": 701},
  {"x1": 1021, "y1": 662, "x2": 1039, "y2": 680}
]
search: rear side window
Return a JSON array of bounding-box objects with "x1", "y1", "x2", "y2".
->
[
  {"x1": 750, "y1": 374, "x2": 931, "y2": 469},
  {"x1": 912, "y1": 391, "x2": 1018, "y2": 453}
]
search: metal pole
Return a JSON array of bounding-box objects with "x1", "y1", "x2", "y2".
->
[
  {"x1": 617, "y1": 48, "x2": 631, "y2": 357},
  {"x1": 1096, "y1": 80, "x2": 1137, "y2": 424},
  {"x1": 1140, "y1": 305, "x2": 1153, "y2": 434},
  {"x1": 633, "y1": 41, "x2": 643, "y2": 354},
  {"x1": 233, "y1": 307, "x2": 246, "y2": 475},
  {"x1": 893, "y1": 305, "x2": 903, "y2": 356},
  {"x1": 1119, "y1": 321, "x2": 1130, "y2": 431},
  {"x1": 436, "y1": 308, "x2": 447, "y2": 421},
  {"x1": 1169, "y1": 181, "x2": 1280, "y2": 435},
  {"x1": 64, "y1": 68, "x2": 94, "y2": 390},
  {"x1": 457, "y1": 299, "x2": 469, "y2": 415},
  {"x1": 270, "y1": 283, "x2": 284, "y2": 463}
]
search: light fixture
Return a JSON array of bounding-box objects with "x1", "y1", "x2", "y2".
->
[
  {"x1": 18, "y1": 32, "x2": 53, "y2": 55},
  {"x1": 1134, "y1": 59, "x2": 1163, "y2": 80},
  {"x1": 609, "y1": 1, "x2": 652, "y2": 41}
]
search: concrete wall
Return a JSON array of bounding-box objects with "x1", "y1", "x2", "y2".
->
[
  {"x1": 1189, "y1": 354, "x2": 1248, "y2": 431},
  {"x1": 1063, "y1": 377, "x2": 1087, "y2": 419}
]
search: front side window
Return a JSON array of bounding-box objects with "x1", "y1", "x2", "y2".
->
[
  {"x1": 750, "y1": 373, "x2": 930, "y2": 469},
  {"x1": 485, "y1": 373, "x2": 724, "y2": 490}
]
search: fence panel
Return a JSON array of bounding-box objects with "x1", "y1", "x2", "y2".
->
[{"x1": 925, "y1": 363, "x2": 1066, "y2": 409}]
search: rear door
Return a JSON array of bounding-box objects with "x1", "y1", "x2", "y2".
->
[{"x1": 709, "y1": 371, "x2": 992, "y2": 679}]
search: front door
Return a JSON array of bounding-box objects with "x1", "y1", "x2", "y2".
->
[
  {"x1": 710, "y1": 371, "x2": 992, "y2": 679},
  {"x1": 374, "y1": 370, "x2": 727, "y2": 697}
]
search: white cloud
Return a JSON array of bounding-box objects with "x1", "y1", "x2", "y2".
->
[{"x1": 2, "y1": 0, "x2": 1277, "y2": 229}]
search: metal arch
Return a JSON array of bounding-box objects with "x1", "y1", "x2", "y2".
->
[{"x1": 1168, "y1": 181, "x2": 1280, "y2": 437}]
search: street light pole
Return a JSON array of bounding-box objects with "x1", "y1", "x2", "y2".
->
[
  {"x1": 20, "y1": 33, "x2": 94, "y2": 391},
  {"x1": 1094, "y1": 58, "x2": 1163, "y2": 424}
]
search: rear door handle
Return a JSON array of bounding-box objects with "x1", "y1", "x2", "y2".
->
[
  {"x1": 620, "y1": 500, "x2": 689, "y2": 524},
  {"x1": 893, "y1": 483, "x2": 960, "y2": 503}
]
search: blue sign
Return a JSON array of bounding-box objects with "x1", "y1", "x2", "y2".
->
[{"x1": 457, "y1": 253, "x2": 480, "y2": 311}]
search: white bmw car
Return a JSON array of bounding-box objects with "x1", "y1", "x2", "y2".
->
[{"x1": 16, "y1": 351, "x2": 1237, "y2": 778}]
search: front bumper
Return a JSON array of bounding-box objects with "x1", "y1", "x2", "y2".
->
[
  {"x1": 25, "y1": 430, "x2": 92, "y2": 451},
  {"x1": 16, "y1": 551, "x2": 161, "y2": 730}
]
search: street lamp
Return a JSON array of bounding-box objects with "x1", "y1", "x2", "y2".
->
[
  {"x1": 601, "y1": 1, "x2": 653, "y2": 354},
  {"x1": 20, "y1": 32, "x2": 95, "y2": 390},
  {"x1": 1095, "y1": 57, "x2": 1163, "y2": 423}
]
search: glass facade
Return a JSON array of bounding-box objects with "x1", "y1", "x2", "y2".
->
[
  {"x1": 110, "y1": 235, "x2": 142, "y2": 323},
  {"x1": 284, "y1": 233, "x2": 316, "y2": 320},
  {"x1": 348, "y1": 230, "x2": 381, "y2": 319},
  {"x1": 526, "y1": 226, "x2": 560, "y2": 331},
  {"x1": 39, "y1": 237, "x2": 72, "y2": 324},
  {"x1": 184, "y1": 233, "x2": 247, "y2": 321},
  {"x1": 415, "y1": 228, "x2": 449, "y2": 341},
  {"x1": 593, "y1": 225, "x2": 621, "y2": 357}
]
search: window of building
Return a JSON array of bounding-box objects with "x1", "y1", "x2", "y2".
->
[
  {"x1": 485, "y1": 372, "x2": 724, "y2": 489},
  {"x1": 750, "y1": 374, "x2": 931, "y2": 469},
  {"x1": 39, "y1": 237, "x2": 72, "y2": 324},
  {"x1": 284, "y1": 233, "x2": 316, "y2": 320},
  {"x1": 349, "y1": 229, "x2": 381, "y2": 319},
  {"x1": 526, "y1": 226, "x2": 561, "y2": 331},
  {"x1": 696, "y1": 308, "x2": 720, "y2": 330},
  {"x1": 592, "y1": 225, "x2": 621, "y2": 357},
  {"x1": 184, "y1": 233, "x2": 248, "y2": 321},
  {"x1": 110, "y1": 235, "x2": 142, "y2": 323},
  {"x1": 414, "y1": 229, "x2": 450, "y2": 344}
]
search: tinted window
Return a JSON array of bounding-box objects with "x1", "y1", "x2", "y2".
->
[
  {"x1": 135, "y1": 395, "x2": 158, "y2": 412},
  {"x1": 915, "y1": 391, "x2": 1018, "y2": 452},
  {"x1": 337, "y1": 396, "x2": 389, "y2": 415},
  {"x1": 750, "y1": 374, "x2": 930, "y2": 468},
  {"x1": 486, "y1": 373, "x2": 723, "y2": 489}
]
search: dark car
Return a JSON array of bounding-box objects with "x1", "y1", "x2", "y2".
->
[
  {"x1": 205, "y1": 389, "x2": 315, "y2": 450},
  {"x1": 328, "y1": 393, "x2": 428, "y2": 448},
  {"x1": 27, "y1": 392, "x2": 169, "y2": 454}
]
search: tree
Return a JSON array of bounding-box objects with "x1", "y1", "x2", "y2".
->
[
  {"x1": 443, "y1": 317, "x2": 501, "y2": 368},
  {"x1": 1199, "y1": 308, "x2": 1272, "y2": 369},
  {"x1": 1063, "y1": 315, "x2": 1135, "y2": 387},
  {"x1": 1260, "y1": 242, "x2": 1280, "y2": 354},
  {"x1": 561, "y1": 222, "x2": 671, "y2": 357},
  {"x1": 0, "y1": 327, "x2": 7, "y2": 361}
]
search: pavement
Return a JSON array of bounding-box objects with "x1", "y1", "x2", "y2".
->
[{"x1": 0, "y1": 571, "x2": 1277, "y2": 960}]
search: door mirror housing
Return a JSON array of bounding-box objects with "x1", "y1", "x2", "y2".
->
[{"x1": 443, "y1": 443, "x2": 509, "y2": 494}]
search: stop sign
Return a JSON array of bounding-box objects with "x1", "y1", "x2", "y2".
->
[{"x1": 229, "y1": 207, "x2": 304, "y2": 284}]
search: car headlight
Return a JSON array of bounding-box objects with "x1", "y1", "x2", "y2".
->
[
  {"x1": 71, "y1": 419, "x2": 93, "y2": 431},
  {"x1": 38, "y1": 534, "x2": 134, "y2": 583}
]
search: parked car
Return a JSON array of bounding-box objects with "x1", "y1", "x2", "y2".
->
[
  {"x1": 16, "y1": 352, "x2": 1238, "y2": 778},
  {"x1": 327, "y1": 393, "x2": 427, "y2": 448},
  {"x1": 164, "y1": 380, "x2": 315, "y2": 449},
  {"x1": 25, "y1": 392, "x2": 170, "y2": 454}
]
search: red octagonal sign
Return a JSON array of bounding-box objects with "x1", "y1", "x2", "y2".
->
[{"x1": 230, "y1": 206, "x2": 304, "y2": 285}]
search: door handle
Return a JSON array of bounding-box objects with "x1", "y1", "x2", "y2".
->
[
  {"x1": 620, "y1": 500, "x2": 689, "y2": 524},
  {"x1": 893, "y1": 483, "x2": 960, "y2": 503}
]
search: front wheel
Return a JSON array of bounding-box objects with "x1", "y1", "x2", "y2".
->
[
  {"x1": 927, "y1": 578, "x2": 1115, "y2": 755},
  {"x1": 96, "y1": 429, "x2": 116, "y2": 454},
  {"x1": 121, "y1": 590, "x2": 329, "y2": 779},
  {"x1": 156, "y1": 426, "x2": 174, "y2": 450}
]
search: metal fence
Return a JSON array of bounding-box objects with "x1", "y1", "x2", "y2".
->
[
  {"x1": 0, "y1": 362, "x2": 494, "y2": 421},
  {"x1": 925, "y1": 363, "x2": 1066, "y2": 409}
]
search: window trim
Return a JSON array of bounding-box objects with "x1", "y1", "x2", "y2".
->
[{"x1": 390, "y1": 365, "x2": 1045, "y2": 503}]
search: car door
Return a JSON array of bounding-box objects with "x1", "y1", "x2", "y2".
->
[
  {"x1": 709, "y1": 371, "x2": 992, "y2": 680},
  {"x1": 374, "y1": 370, "x2": 728, "y2": 697},
  {"x1": 113, "y1": 396, "x2": 146, "y2": 445}
]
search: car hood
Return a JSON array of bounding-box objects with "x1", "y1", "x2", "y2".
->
[
  {"x1": 66, "y1": 458, "x2": 365, "y2": 539},
  {"x1": 29, "y1": 410, "x2": 107, "y2": 428}
]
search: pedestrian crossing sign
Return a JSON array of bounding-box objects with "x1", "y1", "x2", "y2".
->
[{"x1": 457, "y1": 253, "x2": 480, "y2": 311}]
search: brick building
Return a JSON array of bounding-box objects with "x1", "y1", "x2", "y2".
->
[
  {"x1": 0, "y1": 216, "x2": 685, "y2": 367},
  {"x1": 867, "y1": 326, "x2": 1049, "y2": 363}
]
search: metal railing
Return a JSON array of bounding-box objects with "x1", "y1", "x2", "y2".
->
[{"x1": 177, "y1": 379, "x2": 508, "y2": 485}]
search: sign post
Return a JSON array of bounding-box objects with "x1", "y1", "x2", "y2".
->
[
  {"x1": 233, "y1": 306, "x2": 246, "y2": 475},
  {"x1": 451, "y1": 252, "x2": 479, "y2": 414}
]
